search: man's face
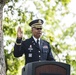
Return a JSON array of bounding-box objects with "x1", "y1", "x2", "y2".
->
[{"x1": 32, "y1": 27, "x2": 42, "y2": 39}]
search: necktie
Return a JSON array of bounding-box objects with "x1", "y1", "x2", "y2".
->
[{"x1": 37, "y1": 39, "x2": 39, "y2": 47}]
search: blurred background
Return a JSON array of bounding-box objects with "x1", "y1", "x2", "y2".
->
[{"x1": 3, "y1": 0, "x2": 76, "y2": 75}]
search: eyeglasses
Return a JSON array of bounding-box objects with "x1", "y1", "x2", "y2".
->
[{"x1": 34, "y1": 27, "x2": 42, "y2": 30}]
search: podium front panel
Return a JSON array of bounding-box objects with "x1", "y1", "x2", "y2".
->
[{"x1": 35, "y1": 64, "x2": 66, "y2": 75}]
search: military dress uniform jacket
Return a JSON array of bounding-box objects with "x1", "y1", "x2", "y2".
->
[{"x1": 14, "y1": 37, "x2": 55, "y2": 64}]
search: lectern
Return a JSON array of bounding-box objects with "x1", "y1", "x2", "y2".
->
[{"x1": 22, "y1": 61, "x2": 70, "y2": 75}]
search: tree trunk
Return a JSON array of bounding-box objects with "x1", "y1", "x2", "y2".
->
[{"x1": 0, "y1": 2, "x2": 6, "y2": 75}]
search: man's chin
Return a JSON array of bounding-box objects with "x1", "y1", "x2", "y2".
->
[{"x1": 37, "y1": 35, "x2": 41, "y2": 38}]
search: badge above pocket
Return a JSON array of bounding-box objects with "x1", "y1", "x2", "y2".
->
[{"x1": 43, "y1": 45, "x2": 48, "y2": 53}]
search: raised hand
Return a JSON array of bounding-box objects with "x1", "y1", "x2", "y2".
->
[{"x1": 17, "y1": 26, "x2": 23, "y2": 39}]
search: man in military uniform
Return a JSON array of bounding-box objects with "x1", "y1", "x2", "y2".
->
[{"x1": 14, "y1": 19, "x2": 55, "y2": 64}]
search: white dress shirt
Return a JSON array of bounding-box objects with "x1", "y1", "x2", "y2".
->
[{"x1": 33, "y1": 36, "x2": 40, "y2": 45}]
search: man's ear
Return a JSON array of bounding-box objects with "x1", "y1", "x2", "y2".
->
[{"x1": 31, "y1": 28, "x2": 33, "y2": 32}]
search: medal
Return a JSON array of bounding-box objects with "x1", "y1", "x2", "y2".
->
[{"x1": 28, "y1": 45, "x2": 33, "y2": 52}]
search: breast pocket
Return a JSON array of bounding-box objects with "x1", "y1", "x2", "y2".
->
[{"x1": 43, "y1": 49, "x2": 48, "y2": 53}]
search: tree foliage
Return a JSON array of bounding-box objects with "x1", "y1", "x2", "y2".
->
[{"x1": 3, "y1": 0, "x2": 76, "y2": 75}]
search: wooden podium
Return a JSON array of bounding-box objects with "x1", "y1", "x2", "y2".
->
[{"x1": 22, "y1": 61, "x2": 70, "y2": 75}]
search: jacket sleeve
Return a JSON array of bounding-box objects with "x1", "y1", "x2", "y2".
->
[
  {"x1": 13, "y1": 38, "x2": 25, "y2": 57},
  {"x1": 47, "y1": 43, "x2": 55, "y2": 61}
]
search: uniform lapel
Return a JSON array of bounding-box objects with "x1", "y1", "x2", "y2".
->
[
  {"x1": 39, "y1": 39, "x2": 44, "y2": 51},
  {"x1": 31, "y1": 37, "x2": 39, "y2": 49}
]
